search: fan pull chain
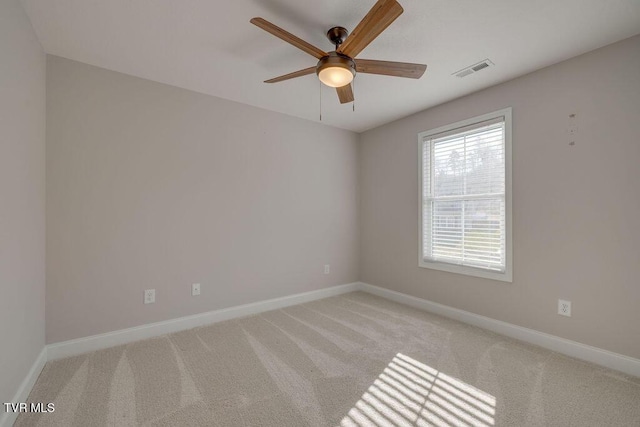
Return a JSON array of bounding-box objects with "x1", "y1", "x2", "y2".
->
[
  {"x1": 353, "y1": 76, "x2": 356, "y2": 112},
  {"x1": 319, "y1": 81, "x2": 322, "y2": 122}
]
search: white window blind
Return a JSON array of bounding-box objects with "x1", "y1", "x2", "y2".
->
[{"x1": 421, "y1": 115, "x2": 508, "y2": 274}]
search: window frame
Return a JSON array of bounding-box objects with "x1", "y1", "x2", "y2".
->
[{"x1": 418, "y1": 107, "x2": 513, "y2": 282}]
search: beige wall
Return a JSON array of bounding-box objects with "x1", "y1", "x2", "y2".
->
[
  {"x1": 46, "y1": 56, "x2": 359, "y2": 343},
  {"x1": 0, "y1": 0, "x2": 46, "y2": 404},
  {"x1": 360, "y1": 35, "x2": 640, "y2": 359},
  {"x1": 32, "y1": 26, "x2": 640, "y2": 361}
]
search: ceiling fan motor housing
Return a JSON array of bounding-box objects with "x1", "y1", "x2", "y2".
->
[{"x1": 326, "y1": 26, "x2": 349, "y2": 47}]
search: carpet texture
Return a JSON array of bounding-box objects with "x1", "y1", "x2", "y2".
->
[{"x1": 16, "y1": 292, "x2": 640, "y2": 426}]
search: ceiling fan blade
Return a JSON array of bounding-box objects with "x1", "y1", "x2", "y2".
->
[
  {"x1": 337, "y1": 0, "x2": 403, "y2": 58},
  {"x1": 356, "y1": 59, "x2": 426, "y2": 78},
  {"x1": 336, "y1": 84, "x2": 354, "y2": 104},
  {"x1": 250, "y1": 17, "x2": 328, "y2": 59},
  {"x1": 264, "y1": 66, "x2": 316, "y2": 83}
]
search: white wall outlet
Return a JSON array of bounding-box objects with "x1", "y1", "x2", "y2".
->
[
  {"x1": 192, "y1": 283, "x2": 201, "y2": 296},
  {"x1": 558, "y1": 299, "x2": 571, "y2": 317},
  {"x1": 144, "y1": 289, "x2": 155, "y2": 304},
  {"x1": 324, "y1": 264, "x2": 330, "y2": 274}
]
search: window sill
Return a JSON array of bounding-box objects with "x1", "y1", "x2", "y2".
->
[{"x1": 419, "y1": 258, "x2": 512, "y2": 282}]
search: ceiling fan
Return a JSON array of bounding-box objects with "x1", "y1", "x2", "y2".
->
[{"x1": 250, "y1": 0, "x2": 427, "y2": 104}]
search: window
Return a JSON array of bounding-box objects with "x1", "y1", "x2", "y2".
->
[{"x1": 418, "y1": 108, "x2": 512, "y2": 282}]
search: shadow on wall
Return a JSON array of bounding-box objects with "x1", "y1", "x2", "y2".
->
[{"x1": 341, "y1": 353, "x2": 496, "y2": 426}]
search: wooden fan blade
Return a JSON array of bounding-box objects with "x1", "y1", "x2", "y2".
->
[
  {"x1": 337, "y1": 0, "x2": 403, "y2": 58},
  {"x1": 264, "y1": 66, "x2": 316, "y2": 83},
  {"x1": 336, "y1": 84, "x2": 354, "y2": 104},
  {"x1": 356, "y1": 59, "x2": 426, "y2": 78},
  {"x1": 250, "y1": 17, "x2": 328, "y2": 59}
]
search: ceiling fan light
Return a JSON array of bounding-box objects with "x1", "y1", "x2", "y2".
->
[
  {"x1": 318, "y1": 66, "x2": 354, "y2": 87},
  {"x1": 316, "y1": 54, "x2": 356, "y2": 88}
]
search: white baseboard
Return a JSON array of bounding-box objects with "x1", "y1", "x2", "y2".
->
[
  {"x1": 47, "y1": 282, "x2": 360, "y2": 360},
  {"x1": 45, "y1": 281, "x2": 640, "y2": 376},
  {"x1": 0, "y1": 346, "x2": 47, "y2": 427},
  {"x1": 359, "y1": 282, "x2": 640, "y2": 378}
]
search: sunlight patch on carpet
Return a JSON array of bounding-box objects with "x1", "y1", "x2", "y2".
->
[{"x1": 341, "y1": 353, "x2": 496, "y2": 426}]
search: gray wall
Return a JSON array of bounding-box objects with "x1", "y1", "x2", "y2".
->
[
  {"x1": 46, "y1": 56, "x2": 359, "y2": 343},
  {"x1": 360, "y1": 35, "x2": 640, "y2": 359},
  {"x1": 0, "y1": 0, "x2": 46, "y2": 405}
]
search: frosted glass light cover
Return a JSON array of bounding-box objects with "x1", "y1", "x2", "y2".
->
[{"x1": 318, "y1": 66, "x2": 354, "y2": 88}]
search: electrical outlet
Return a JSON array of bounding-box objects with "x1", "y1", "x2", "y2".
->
[
  {"x1": 144, "y1": 289, "x2": 155, "y2": 304},
  {"x1": 192, "y1": 283, "x2": 201, "y2": 296},
  {"x1": 324, "y1": 264, "x2": 330, "y2": 274},
  {"x1": 558, "y1": 299, "x2": 571, "y2": 317}
]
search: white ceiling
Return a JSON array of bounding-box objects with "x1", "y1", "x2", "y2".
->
[{"x1": 21, "y1": 0, "x2": 640, "y2": 132}]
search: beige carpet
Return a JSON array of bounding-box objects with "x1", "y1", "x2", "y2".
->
[{"x1": 16, "y1": 292, "x2": 640, "y2": 426}]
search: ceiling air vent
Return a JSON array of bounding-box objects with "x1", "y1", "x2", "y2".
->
[{"x1": 453, "y1": 59, "x2": 494, "y2": 78}]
